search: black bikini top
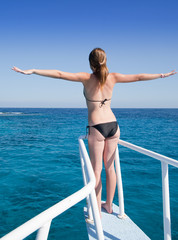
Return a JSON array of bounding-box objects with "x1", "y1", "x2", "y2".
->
[{"x1": 83, "y1": 90, "x2": 111, "y2": 108}]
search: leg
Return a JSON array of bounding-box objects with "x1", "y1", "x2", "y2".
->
[
  {"x1": 102, "y1": 127, "x2": 120, "y2": 213},
  {"x1": 88, "y1": 127, "x2": 105, "y2": 215}
]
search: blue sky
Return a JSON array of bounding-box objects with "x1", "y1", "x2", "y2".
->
[{"x1": 1, "y1": 0, "x2": 178, "y2": 108}]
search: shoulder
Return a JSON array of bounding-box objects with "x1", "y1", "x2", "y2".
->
[
  {"x1": 77, "y1": 72, "x2": 92, "y2": 82},
  {"x1": 109, "y1": 72, "x2": 122, "y2": 79},
  {"x1": 107, "y1": 72, "x2": 122, "y2": 84},
  {"x1": 80, "y1": 72, "x2": 91, "y2": 81},
  {"x1": 82, "y1": 73, "x2": 95, "y2": 86},
  {"x1": 109, "y1": 72, "x2": 131, "y2": 83}
]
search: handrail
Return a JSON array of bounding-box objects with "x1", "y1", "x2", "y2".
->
[
  {"x1": 80, "y1": 135, "x2": 178, "y2": 240},
  {"x1": 1, "y1": 135, "x2": 104, "y2": 240},
  {"x1": 78, "y1": 137, "x2": 104, "y2": 239},
  {"x1": 117, "y1": 138, "x2": 178, "y2": 240},
  {"x1": 118, "y1": 139, "x2": 178, "y2": 168},
  {"x1": 1, "y1": 182, "x2": 94, "y2": 240}
]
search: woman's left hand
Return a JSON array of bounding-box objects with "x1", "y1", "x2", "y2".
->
[
  {"x1": 12, "y1": 66, "x2": 33, "y2": 75},
  {"x1": 164, "y1": 70, "x2": 177, "y2": 77}
]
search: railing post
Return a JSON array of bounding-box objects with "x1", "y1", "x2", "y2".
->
[
  {"x1": 161, "y1": 162, "x2": 171, "y2": 240},
  {"x1": 79, "y1": 146, "x2": 93, "y2": 222},
  {"x1": 79, "y1": 138, "x2": 104, "y2": 240},
  {"x1": 35, "y1": 221, "x2": 51, "y2": 240},
  {"x1": 115, "y1": 145, "x2": 125, "y2": 218},
  {"x1": 89, "y1": 190, "x2": 104, "y2": 240}
]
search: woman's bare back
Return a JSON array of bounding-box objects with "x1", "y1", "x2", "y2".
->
[{"x1": 83, "y1": 73, "x2": 117, "y2": 125}]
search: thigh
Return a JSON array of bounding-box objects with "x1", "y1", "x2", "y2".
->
[
  {"x1": 88, "y1": 127, "x2": 105, "y2": 171},
  {"x1": 103, "y1": 127, "x2": 120, "y2": 170}
]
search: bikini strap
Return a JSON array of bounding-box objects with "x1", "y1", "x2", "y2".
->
[
  {"x1": 100, "y1": 98, "x2": 110, "y2": 107},
  {"x1": 83, "y1": 90, "x2": 111, "y2": 107}
]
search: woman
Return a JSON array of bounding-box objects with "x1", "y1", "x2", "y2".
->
[{"x1": 12, "y1": 48, "x2": 176, "y2": 216}]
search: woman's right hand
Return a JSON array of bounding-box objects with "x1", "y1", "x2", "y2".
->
[{"x1": 12, "y1": 66, "x2": 34, "y2": 75}]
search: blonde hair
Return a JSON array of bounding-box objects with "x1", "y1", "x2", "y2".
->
[{"x1": 89, "y1": 48, "x2": 109, "y2": 88}]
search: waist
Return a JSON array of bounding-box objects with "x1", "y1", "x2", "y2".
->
[
  {"x1": 88, "y1": 120, "x2": 118, "y2": 127},
  {"x1": 87, "y1": 108, "x2": 116, "y2": 125}
]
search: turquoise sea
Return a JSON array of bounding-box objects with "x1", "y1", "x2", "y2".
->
[{"x1": 0, "y1": 108, "x2": 177, "y2": 240}]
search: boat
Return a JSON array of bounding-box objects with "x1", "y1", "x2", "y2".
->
[{"x1": 1, "y1": 135, "x2": 177, "y2": 240}]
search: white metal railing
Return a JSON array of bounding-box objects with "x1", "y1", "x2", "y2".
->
[
  {"x1": 79, "y1": 136, "x2": 104, "y2": 239},
  {"x1": 1, "y1": 136, "x2": 177, "y2": 240},
  {"x1": 0, "y1": 136, "x2": 104, "y2": 240},
  {"x1": 1, "y1": 184, "x2": 95, "y2": 240},
  {"x1": 117, "y1": 139, "x2": 178, "y2": 240},
  {"x1": 80, "y1": 136, "x2": 178, "y2": 240}
]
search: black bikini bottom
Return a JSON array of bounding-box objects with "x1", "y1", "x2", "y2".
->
[{"x1": 87, "y1": 121, "x2": 118, "y2": 138}]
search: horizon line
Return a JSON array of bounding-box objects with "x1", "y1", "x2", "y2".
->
[{"x1": 0, "y1": 107, "x2": 178, "y2": 109}]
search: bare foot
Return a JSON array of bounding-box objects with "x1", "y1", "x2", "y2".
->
[{"x1": 101, "y1": 202, "x2": 113, "y2": 214}]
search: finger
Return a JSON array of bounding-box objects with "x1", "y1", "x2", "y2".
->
[{"x1": 171, "y1": 71, "x2": 177, "y2": 75}]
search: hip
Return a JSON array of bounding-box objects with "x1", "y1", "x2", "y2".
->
[{"x1": 86, "y1": 121, "x2": 120, "y2": 139}]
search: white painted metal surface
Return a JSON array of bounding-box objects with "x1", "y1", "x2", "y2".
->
[
  {"x1": 79, "y1": 137, "x2": 104, "y2": 240},
  {"x1": 114, "y1": 146, "x2": 125, "y2": 218},
  {"x1": 35, "y1": 221, "x2": 51, "y2": 240},
  {"x1": 79, "y1": 146, "x2": 93, "y2": 221},
  {"x1": 161, "y1": 162, "x2": 171, "y2": 240},
  {"x1": 1, "y1": 182, "x2": 94, "y2": 240},
  {"x1": 118, "y1": 139, "x2": 178, "y2": 168},
  {"x1": 84, "y1": 203, "x2": 150, "y2": 240}
]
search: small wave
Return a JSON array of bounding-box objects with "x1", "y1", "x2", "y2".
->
[
  {"x1": 0, "y1": 112, "x2": 23, "y2": 115},
  {"x1": 11, "y1": 112, "x2": 23, "y2": 115},
  {"x1": 0, "y1": 112, "x2": 40, "y2": 116}
]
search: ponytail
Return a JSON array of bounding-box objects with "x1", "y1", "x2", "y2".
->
[{"x1": 89, "y1": 48, "x2": 109, "y2": 88}]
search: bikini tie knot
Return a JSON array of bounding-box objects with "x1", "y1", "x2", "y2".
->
[{"x1": 100, "y1": 99, "x2": 107, "y2": 107}]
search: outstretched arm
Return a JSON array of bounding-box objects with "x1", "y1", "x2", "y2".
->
[
  {"x1": 11, "y1": 67, "x2": 90, "y2": 82},
  {"x1": 113, "y1": 70, "x2": 177, "y2": 83}
]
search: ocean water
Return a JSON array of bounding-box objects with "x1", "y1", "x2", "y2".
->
[{"x1": 0, "y1": 108, "x2": 177, "y2": 240}]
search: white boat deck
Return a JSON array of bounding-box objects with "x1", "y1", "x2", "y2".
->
[{"x1": 84, "y1": 203, "x2": 150, "y2": 240}]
